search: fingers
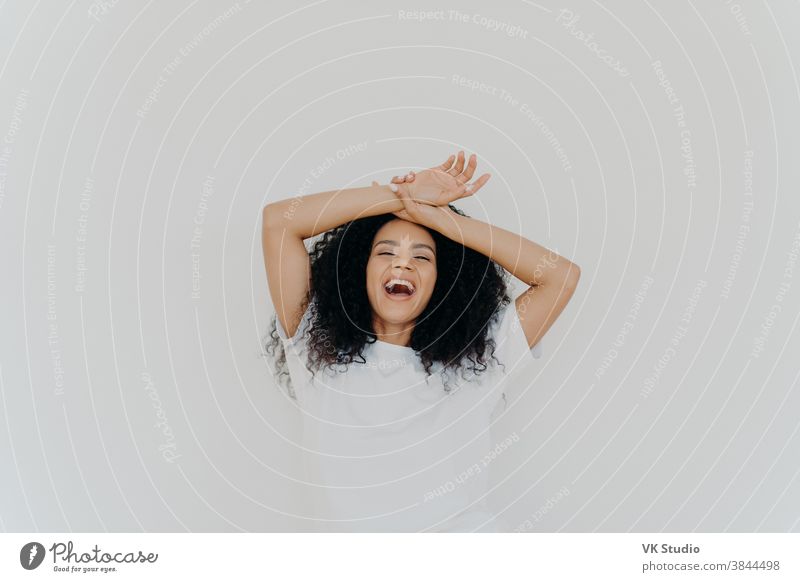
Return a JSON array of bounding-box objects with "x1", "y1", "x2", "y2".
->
[
  {"x1": 444, "y1": 172, "x2": 491, "y2": 203},
  {"x1": 448, "y1": 151, "x2": 466, "y2": 176},
  {"x1": 393, "y1": 182, "x2": 419, "y2": 215},
  {"x1": 434, "y1": 154, "x2": 456, "y2": 172},
  {"x1": 391, "y1": 171, "x2": 416, "y2": 183},
  {"x1": 434, "y1": 151, "x2": 480, "y2": 178},
  {"x1": 467, "y1": 173, "x2": 492, "y2": 195},
  {"x1": 459, "y1": 153, "x2": 477, "y2": 182},
  {"x1": 381, "y1": 179, "x2": 405, "y2": 203}
]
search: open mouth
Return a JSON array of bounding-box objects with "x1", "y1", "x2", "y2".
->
[{"x1": 383, "y1": 277, "x2": 416, "y2": 300}]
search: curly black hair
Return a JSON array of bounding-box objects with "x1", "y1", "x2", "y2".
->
[{"x1": 262, "y1": 205, "x2": 513, "y2": 398}]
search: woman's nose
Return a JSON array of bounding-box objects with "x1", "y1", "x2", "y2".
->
[{"x1": 391, "y1": 255, "x2": 412, "y2": 270}]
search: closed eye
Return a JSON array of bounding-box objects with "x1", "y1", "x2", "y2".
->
[{"x1": 377, "y1": 251, "x2": 431, "y2": 261}]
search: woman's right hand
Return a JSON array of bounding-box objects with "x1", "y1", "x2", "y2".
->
[{"x1": 388, "y1": 151, "x2": 491, "y2": 207}]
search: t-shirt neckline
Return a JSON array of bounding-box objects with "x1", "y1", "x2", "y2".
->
[{"x1": 370, "y1": 338, "x2": 416, "y2": 353}]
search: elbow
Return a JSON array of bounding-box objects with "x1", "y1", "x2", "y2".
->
[
  {"x1": 569, "y1": 263, "x2": 581, "y2": 289},
  {"x1": 565, "y1": 263, "x2": 581, "y2": 289},
  {"x1": 531, "y1": 261, "x2": 580, "y2": 290},
  {"x1": 262, "y1": 202, "x2": 290, "y2": 230}
]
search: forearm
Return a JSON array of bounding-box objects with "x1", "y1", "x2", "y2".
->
[
  {"x1": 440, "y1": 211, "x2": 580, "y2": 286},
  {"x1": 263, "y1": 184, "x2": 404, "y2": 238}
]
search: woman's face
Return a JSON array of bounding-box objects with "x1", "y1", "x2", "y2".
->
[{"x1": 366, "y1": 219, "x2": 438, "y2": 326}]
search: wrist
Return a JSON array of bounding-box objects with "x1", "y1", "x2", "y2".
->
[
  {"x1": 434, "y1": 206, "x2": 463, "y2": 239},
  {"x1": 376, "y1": 182, "x2": 406, "y2": 213},
  {"x1": 389, "y1": 181, "x2": 415, "y2": 200}
]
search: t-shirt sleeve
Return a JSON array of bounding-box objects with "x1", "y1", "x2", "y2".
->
[
  {"x1": 491, "y1": 301, "x2": 543, "y2": 374},
  {"x1": 488, "y1": 302, "x2": 543, "y2": 420},
  {"x1": 272, "y1": 303, "x2": 315, "y2": 404},
  {"x1": 275, "y1": 302, "x2": 313, "y2": 346}
]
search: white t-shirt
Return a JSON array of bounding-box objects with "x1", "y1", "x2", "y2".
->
[{"x1": 276, "y1": 301, "x2": 543, "y2": 532}]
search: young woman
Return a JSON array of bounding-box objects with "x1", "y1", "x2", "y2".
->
[{"x1": 262, "y1": 152, "x2": 580, "y2": 532}]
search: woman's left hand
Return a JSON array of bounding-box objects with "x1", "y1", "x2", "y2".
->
[{"x1": 372, "y1": 180, "x2": 455, "y2": 232}]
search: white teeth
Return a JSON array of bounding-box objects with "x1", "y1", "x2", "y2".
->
[{"x1": 384, "y1": 278, "x2": 415, "y2": 294}]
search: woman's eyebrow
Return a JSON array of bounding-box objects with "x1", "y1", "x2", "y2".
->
[{"x1": 373, "y1": 239, "x2": 436, "y2": 254}]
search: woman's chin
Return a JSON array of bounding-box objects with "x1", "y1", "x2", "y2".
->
[
  {"x1": 375, "y1": 310, "x2": 416, "y2": 324},
  {"x1": 373, "y1": 300, "x2": 420, "y2": 323}
]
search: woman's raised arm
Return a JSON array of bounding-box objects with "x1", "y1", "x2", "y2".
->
[
  {"x1": 261, "y1": 182, "x2": 407, "y2": 339},
  {"x1": 262, "y1": 154, "x2": 485, "y2": 337},
  {"x1": 389, "y1": 181, "x2": 581, "y2": 350}
]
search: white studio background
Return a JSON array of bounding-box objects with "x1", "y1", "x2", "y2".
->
[{"x1": 0, "y1": 0, "x2": 799, "y2": 532}]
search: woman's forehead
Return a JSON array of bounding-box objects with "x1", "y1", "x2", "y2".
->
[{"x1": 373, "y1": 219, "x2": 435, "y2": 245}]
